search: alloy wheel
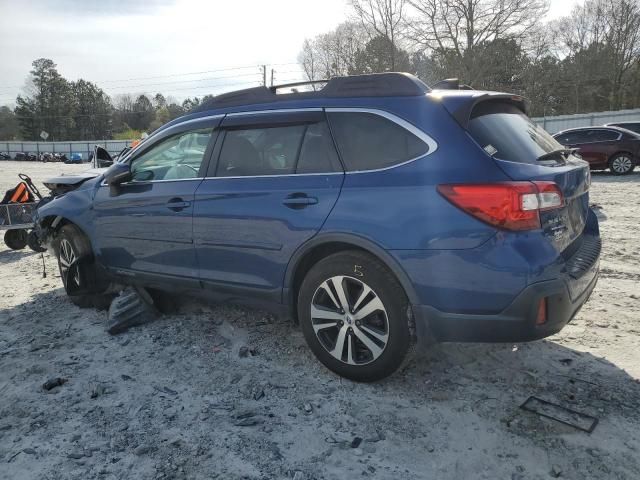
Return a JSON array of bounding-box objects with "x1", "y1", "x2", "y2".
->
[
  {"x1": 59, "y1": 238, "x2": 80, "y2": 288},
  {"x1": 612, "y1": 155, "x2": 633, "y2": 174},
  {"x1": 310, "y1": 275, "x2": 389, "y2": 365}
]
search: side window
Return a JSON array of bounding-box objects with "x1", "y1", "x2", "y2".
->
[
  {"x1": 557, "y1": 132, "x2": 584, "y2": 144},
  {"x1": 217, "y1": 125, "x2": 306, "y2": 177},
  {"x1": 327, "y1": 112, "x2": 429, "y2": 171},
  {"x1": 296, "y1": 122, "x2": 342, "y2": 174},
  {"x1": 130, "y1": 128, "x2": 213, "y2": 181},
  {"x1": 592, "y1": 130, "x2": 619, "y2": 142}
]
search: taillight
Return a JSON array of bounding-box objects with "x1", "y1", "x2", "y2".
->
[{"x1": 437, "y1": 182, "x2": 564, "y2": 231}]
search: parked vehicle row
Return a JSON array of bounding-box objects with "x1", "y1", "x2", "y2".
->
[
  {"x1": 553, "y1": 123, "x2": 640, "y2": 175},
  {"x1": 0, "y1": 152, "x2": 82, "y2": 162},
  {"x1": 35, "y1": 73, "x2": 601, "y2": 381}
]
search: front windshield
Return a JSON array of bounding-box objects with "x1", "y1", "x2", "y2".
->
[{"x1": 467, "y1": 102, "x2": 564, "y2": 163}]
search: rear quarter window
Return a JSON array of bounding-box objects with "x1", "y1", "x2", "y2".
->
[
  {"x1": 591, "y1": 130, "x2": 620, "y2": 142},
  {"x1": 327, "y1": 112, "x2": 429, "y2": 172}
]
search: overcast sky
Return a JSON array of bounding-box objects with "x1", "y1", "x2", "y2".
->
[{"x1": 0, "y1": 0, "x2": 582, "y2": 105}]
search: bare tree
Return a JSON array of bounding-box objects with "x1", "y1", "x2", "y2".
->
[
  {"x1": 299, "y1": 22, "x2": 369, "y2": 81},
  {"x1": 602, "y1": 0, "x2": 640, "y2": 108},
  {"x1": 350, "y1": 0, "x2": 407, "y2": 69},
  {"x1": 556, "y1": 0, "x2": 640, "y2": 110},
  {"x1": 406, "y1": 0, "x2": 549, "y2": 83}
]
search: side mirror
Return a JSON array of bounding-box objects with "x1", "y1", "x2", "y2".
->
[{"x1": 104, "y1": 163, "x2": 131, "y2": 196}]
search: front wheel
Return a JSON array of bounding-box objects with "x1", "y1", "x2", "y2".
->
[
  {"x1": 54, "y1": 224, "x2": 112, "y2": 309},
  {"x1": 298, "y1": 251, "x2": 411, "y2": 382},
  {"x1": 609, "y1": 153, "x2": 635, "y2": 175}
]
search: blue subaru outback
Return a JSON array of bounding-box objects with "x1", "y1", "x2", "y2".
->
[{"x1": 35, "y1": 73, "x2": 601, "y2": 381}]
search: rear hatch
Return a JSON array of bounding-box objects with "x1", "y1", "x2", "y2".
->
[{"x1": 465, "y1": 100, "x2": 591, "y2": 253}]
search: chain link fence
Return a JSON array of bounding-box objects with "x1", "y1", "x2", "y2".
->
[{"x1": 0, "y1": 140, "x2": 133, "y2": 161}]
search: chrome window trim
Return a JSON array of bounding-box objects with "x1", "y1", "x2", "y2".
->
[
  {"x1": 104, "y1": 108, "x2": 439, "y2": 182},
  {"x1": 100, "y1": 177, "x2": 204, "y2": 187},
  {"x1": 226, "y1": 108, "x2": 323, "y2": 117},
  {"x1": 202, "y1": 171, "x2": 344, "y2": 180},
  {"x1": 324, "y1": 107, "x2": 438, "y2": 174}
]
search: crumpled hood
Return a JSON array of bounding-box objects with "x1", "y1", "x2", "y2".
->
[{"x1": 43, "y1": 168, "x2": 106, "y2": 194}]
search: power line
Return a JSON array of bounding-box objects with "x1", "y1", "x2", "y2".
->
[
  {"x1": 0, "y1": 63, "x2": 300, "y2": 91},
  {"x1": 102, "y1": 72, "x2": 261, "y2": 92},
  {"x1": 0, "y1": 78, "x2": 264, "y2": 102}
]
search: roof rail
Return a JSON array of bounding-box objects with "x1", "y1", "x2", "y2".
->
[
  {"x1": 269, "y1": 79, "x2": 329, "y2": 92},
  {"x1": 432, "y1": 78, "x2": 474, "y2": 90},
  {"x1": 193, "y1": 72, "x2": 430, "y2": 112}
]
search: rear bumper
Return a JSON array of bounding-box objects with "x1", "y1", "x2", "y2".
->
[{"x1": 412, "y1": 258, "x2": 599, "y2": 344}]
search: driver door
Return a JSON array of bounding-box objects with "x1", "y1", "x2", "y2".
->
[{"x1": 92, "y1": 117, "x2": 221, "y2": 282}]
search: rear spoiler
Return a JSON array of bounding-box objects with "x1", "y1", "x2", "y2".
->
[{"x1": 431, "y1": 91, "x2": 529, "y2": 127}]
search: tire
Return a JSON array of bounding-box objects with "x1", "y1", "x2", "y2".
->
[
  {"x1": 53, "y1": 224, "x2": 112, "y2": 309},
  {"x1": 4, "y1": 229, "x2": 28, "y2": 250},
  {"x1": 298, "y1": 250, "x2": 411, "y2": 382},
  {"x1": 608, "y1": 153, "x2": 635, "y2": 175},
  {"x1": 27, "y1": 230, "x2": 47, "y2": 252}
]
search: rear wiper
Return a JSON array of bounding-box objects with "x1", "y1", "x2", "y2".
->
[{"x1": 536, "y1": 148, "x2": 578, "y2": 162}]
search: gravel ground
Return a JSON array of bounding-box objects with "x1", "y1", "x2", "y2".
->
[{"x1": 0, "y1": 160, "x2": 639, "y2": 480}]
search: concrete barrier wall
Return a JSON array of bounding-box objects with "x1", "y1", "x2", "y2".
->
[{"x1": 532, "y1": 108, "x2": 640, "y2": 134}]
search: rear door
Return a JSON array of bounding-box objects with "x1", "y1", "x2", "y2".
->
[
  {"x1": 466, "y1": 101, "x2": 592, "y2": 253},
  {"x1": 92, "y1": 117, "x2": 220, "y2": 280},
  {"x1": 193, "y1": 110, "x2": 344, "y2": 302},
  {"x1": 577, "y1": 129, "x2": 620, "y2": 167},
  {"x1": 554, "y1": 130, "x2": 601, "y2": 167}
]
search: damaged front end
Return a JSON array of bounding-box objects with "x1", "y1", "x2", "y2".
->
[{"x1": 33, "y1": 169, "x2": 105, "y2": 253}]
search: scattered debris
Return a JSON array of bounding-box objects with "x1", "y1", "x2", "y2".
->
[
  {"x1": 233, "y1": 411, "x2": 262, "y2": 427},
  {"x1": 134, "y1": 445, "x2": 153, "y2": 456},
  {"x1": 234, "y1": 417, "x2": 263, "y2": 427},
  {"x1": 42, "y1": 377, "x2": 67, "y2": 391},
  {"x1": 90, "y1": 384, "x2": 107, "y2": 399},
  {"x1": 154, "y1": 385, "x2": 178, "y2": 396},
  {"x1": 520, "y1": 396, "x2": 599, "y2": 433},
  {"x1": 107, "y1": 287, "x2": 157, "y2": 335},
  {"x1": 253, "y1": 389, "x2": 265, "y2": 401}
]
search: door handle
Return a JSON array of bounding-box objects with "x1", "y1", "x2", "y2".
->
[
  {"x1": 166, "y1": 198, "x2": 191, "y2": 211},
  {"x1": 282, "y1": 193, "x2": 318, "y2": 209}
]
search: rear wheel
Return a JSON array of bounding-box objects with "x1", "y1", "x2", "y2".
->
[
  {"x1": 609, "y1": 153, "x2": 634, "y2": 175},
  {"x1": 4, "y1": 229, "x2": 28, "y2": 250},
  {"x1": 298, "y1": 251, "x2": 411, "y2": 382},
  {"x1": 54, "y1": 224, "x2": 112, "y2": 309}
]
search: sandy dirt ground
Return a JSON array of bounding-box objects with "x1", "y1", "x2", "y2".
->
[{"x1": 0, "y1": 160, "x2": 639, "y2": 480}]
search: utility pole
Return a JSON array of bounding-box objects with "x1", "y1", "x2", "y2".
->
[
  {"x1": 261, "y1": 65, "x2": 267, "y2": 86},
  {"x1": 270, "y1": 69, "x2": 275, "y2": 87}
]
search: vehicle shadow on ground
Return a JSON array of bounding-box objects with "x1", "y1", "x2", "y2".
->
[{"x1": 0, "y1": 247, "x2": 41, "y2": 267}]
